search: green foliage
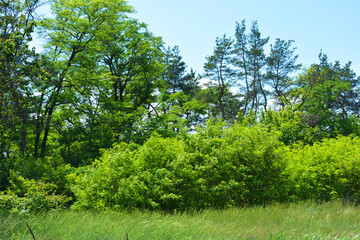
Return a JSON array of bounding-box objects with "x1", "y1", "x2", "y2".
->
[
  {"x1": 72, "y1": 120, "x2": 287, "y2": 211},
  {"x1": 204, "y1": 34, "x2": 238, "y2": 120},
  {"x1": 291, "y1": 53, "x2": 360, "y2": 136},
  {"x1": 162, "y1": 46, "x2": 199, "y2": 95},
  {"x1": 0, "y1": 154, "x2": 14, "y2": 191},
  {"x1": 266, "y1": 39, "x2": 302, "y2": 108},
  {"x1": 258, "y1": 109, "x2": 328, "y2": 145},
  {"x1": 0, "y1": 178, "x2": 72, "y2": 213},
  {"x1": 141, "y1": 91, "x2": 206, "y2": 139},
  {"x1": 0, "y1": 155, "x2": 74, "y2": 213},
  {"x1": 71, "y1": 115, "x2": 360, "y2": 211},
  {"x1": 185, "y1": 119, "x2": 287, "y2": 207},
  {"x1": 9, "y1": 155, "x2": 72, "y2": 192},
  {"x1": 283, "y1": 135, "x2": 360, "y2": 203},
  {"x1": 0, "y1": 0, "x2": 44, "y2": 158}
]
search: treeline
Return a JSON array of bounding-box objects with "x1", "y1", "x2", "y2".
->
[
  {"x1": 2, "y1": 113, "x2": 360, "y2": 212},
  {"x1": 1, "y1": 0, "x2": 360, "y2": 212}
]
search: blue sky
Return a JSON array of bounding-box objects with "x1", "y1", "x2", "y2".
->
[{"x1": 127, "y1": 0, "x2": 360, "y2": 76}]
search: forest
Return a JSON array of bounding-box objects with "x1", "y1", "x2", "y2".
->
[{"x1": 1, "y1": 0, "x2": 360, "y2": 214}]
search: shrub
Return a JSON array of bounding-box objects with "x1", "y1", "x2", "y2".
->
[
  {"x1": 259, "y1": 110, "x2": 328, "y2": 145},
  {"x1": 0, "y1": 177, "x2": 72, "y2": 213},
  {"x1": 183, "y1": 119, "x2": 288, "y2": 207},
  {"x1": 284, "y1": 135, "x2": 360, "y2": 203},
  {"x1": 72, "y1": 120, "x2": 288, "y2": 211}
]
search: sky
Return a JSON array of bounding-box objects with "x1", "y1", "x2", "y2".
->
[{"x1": 126, "y1": 0, "x2": 360, "y2": 76}]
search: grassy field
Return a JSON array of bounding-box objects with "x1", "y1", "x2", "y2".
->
[{"x1": 1, "y1": 201, "x2": 359, "y2": 239}]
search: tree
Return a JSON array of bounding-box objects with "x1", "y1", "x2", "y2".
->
[
  {"x1": 159, "y1": 46, "x2": 202, "y2": 121},
  {"x1": 247, "y1": 21, "x2": 269, "y2": 113},
  {"x1": 292, "y1": 52, "x2": 360, "y2": 136},
  {"x1": 233, "y1": 19, "x2": 250, "y2": 115},
  {"x1": 204, "y1": 35, "x2": 237, "y2": 120},
  {"x1": 233, "y1": 20, "x2": 270, "y2": 114},
  {"x1": 162, "y1": 46, "x2": 187, "y2": 94},
  {"x1": 0, "y1": 0, "x2": 43, "y2": 156},
  {"x1": 35, "y1": 0, "x2": 133, "y2": 159},
  {"x1": 37, "y1": 1, "x2": 169, "y2": 165},
  {"x1": 140, "y1": 45, "x2": 205, "y2": 137},
  {"x1": 266, "y1": 39, "x2": 301, "y2": 108},
  {"x1": 96, "y1": 18, "x2": 164, "y2": 144},
  {"x1": 100, "y1": 19, "x2": 163, "y2": 106}
]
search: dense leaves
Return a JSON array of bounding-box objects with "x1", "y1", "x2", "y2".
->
[
  {"x1": 71, "y1": 120, "x2": 286, "y2": 211},
  {"x1": 70, "y1": 119, "x2": 360, "y2": 211},
  {"x1": 284, "y1": 136, "x2": 360, "y2": 203}
]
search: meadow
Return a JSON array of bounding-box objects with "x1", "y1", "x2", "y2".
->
[{"x1": 1, "y1": 201, "x2": 359, "y2": 240}]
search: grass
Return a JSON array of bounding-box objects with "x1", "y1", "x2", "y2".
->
[{"x1": 1, "y1": 201, "x2": 359, "y2": 239}]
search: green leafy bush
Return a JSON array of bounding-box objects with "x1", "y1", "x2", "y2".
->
[
  {"x1": 72, "y1": 120, "x2": 287, "y2": 211},
  {"x1": 0, "y1": 192, "x2": 23, "y2": 213},
  {"x1": 259, "y1": 110, "x2": 328, "y2": 145},
  {"x1": 9, "y1": 154, "x2": 72, "y2": 197},
  {"x1": 284, "y1": 135, "x2": 360, "y2": 203},
  {"x1": 0, "y1": 177, "x2": 72, "y2": 213},
  {"x1": 0, "y1": 153, "x2": 75, "y2": 213}
]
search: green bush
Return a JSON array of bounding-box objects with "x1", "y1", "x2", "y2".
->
[
  {"x1": 0, "y1": 191, "x2": 23, "y2": 213},
  {"x1": 72, "y1": 120, "x2": 288, "y2": 211},
  {"x1": 71, "y1": 139, "x2": 186, "y2": 210},
  {"x1": 259, "y1": 110, "x2": 328, "y2": 145},
  {"x1": 0, "y1": 177, "x2": 72, "y2": 213},
  {"x1": 284, "y1": 135, "x2": 360, "y2": 203},
  {"x1": 68, "y1": 117, "x2": 360, "y2": 211}
]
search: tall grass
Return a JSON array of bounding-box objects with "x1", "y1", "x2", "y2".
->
[{"x1": 1, "y1": 201, "x2": 359, "y2": 239}]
